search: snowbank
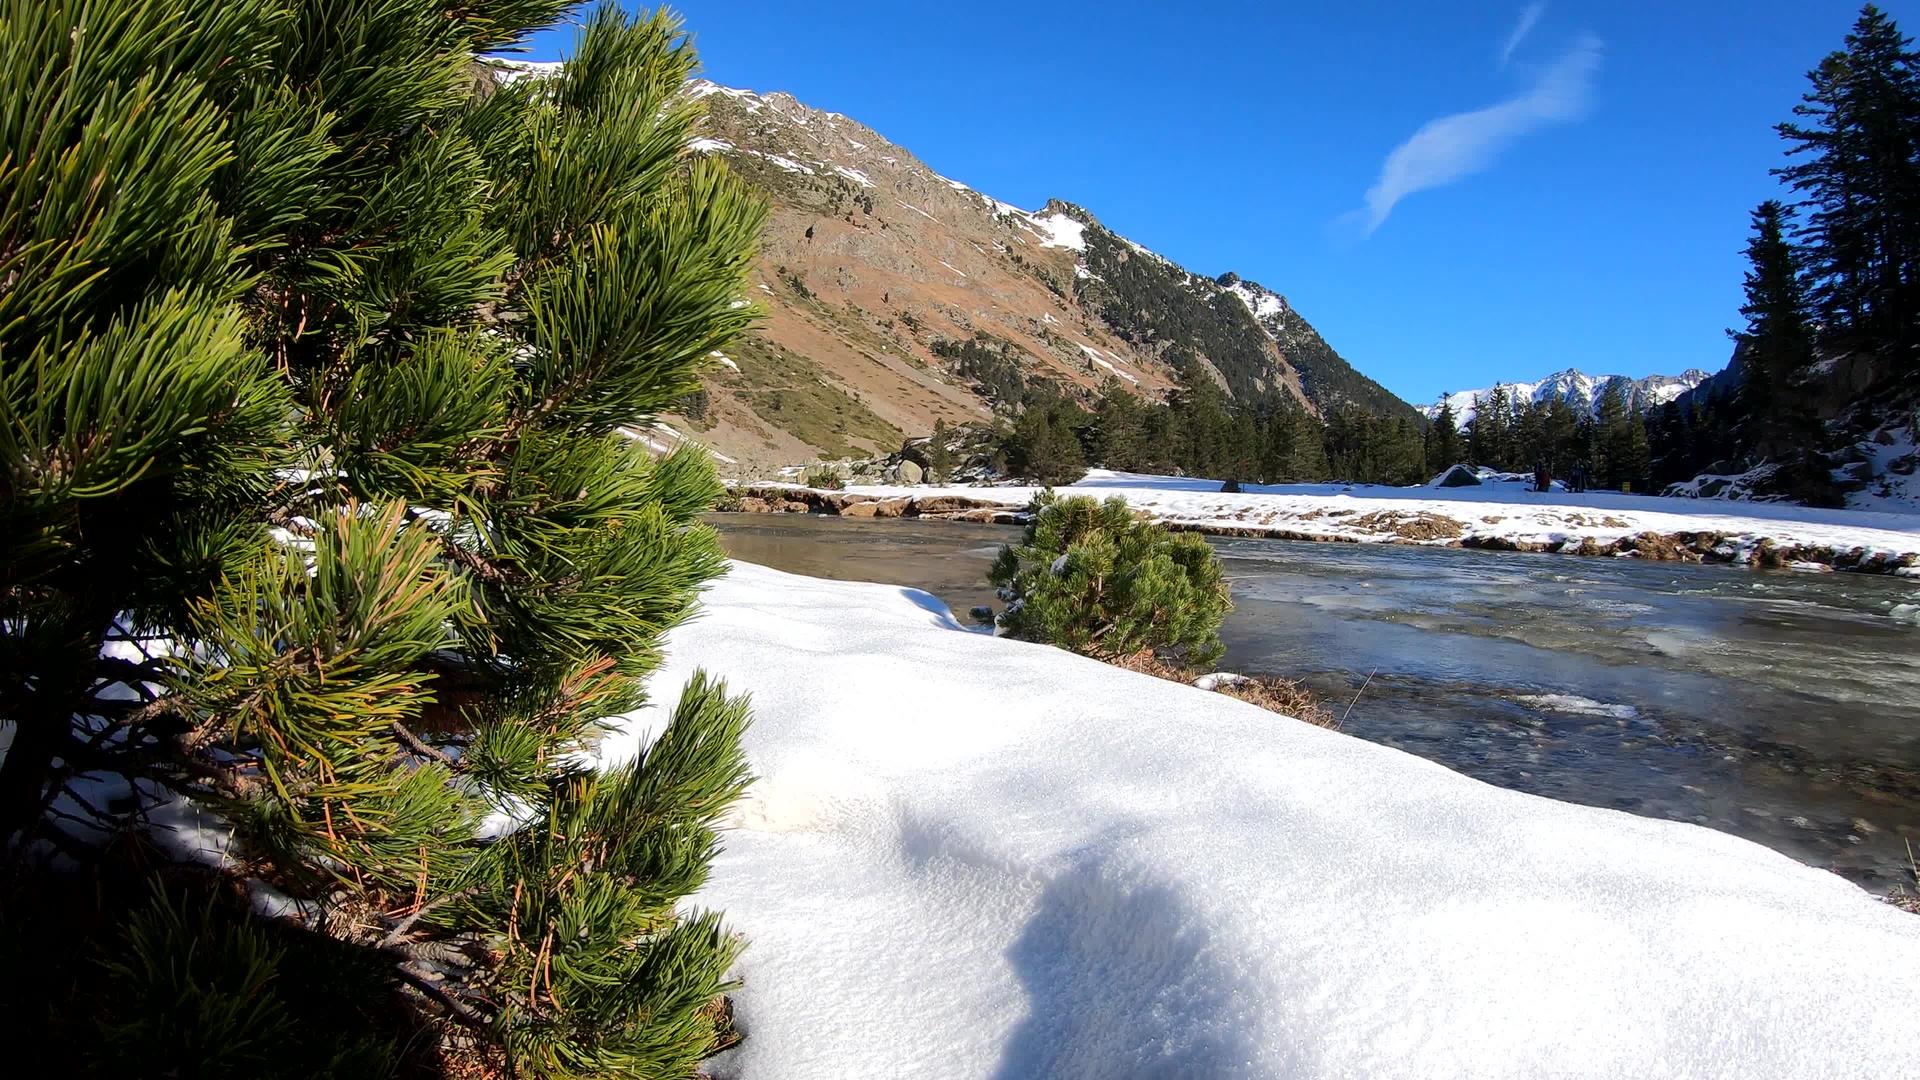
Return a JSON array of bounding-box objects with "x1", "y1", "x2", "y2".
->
[
  {"x1": 757, "y1": 469, "x2": 1920, "y2": 569},
  {"x1": 620, "y1": 562, "x2": 1920, "y2": 1079}
]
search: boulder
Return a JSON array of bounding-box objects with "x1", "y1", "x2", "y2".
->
[
  {"x1": 897, "y1": 459, "x2": 924, "y2": 485},
  {"x1": 896, "y1": 438, "x2": 932, "y2": 469},
  {"x1": 914, "y1": 495, "x2": 999, "y2": 514}
]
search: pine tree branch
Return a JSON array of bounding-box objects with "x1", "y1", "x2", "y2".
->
[
  {"x1": 390, "y1": 720, "x2": 460, "y2": 769},
  {"x1": 378, "y1": 884, "x2": 481, "y2": 947},
  {"x1": 395, "y1": 962, "x2": 494, "y2": 1033},
  {"x1": 440, "y1": 537, "x2": 522, "y2": 586}
]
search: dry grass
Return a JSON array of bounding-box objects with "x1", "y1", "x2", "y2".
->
[
  {"x1": 1107, "y1": 651, "x2": 1335, "y2": 728},
  {"x1": 1216, "y1": 675, "x2": 1336, "y2": 727},
  {"x1": 1889, "y1": 841, "x2": 1920, "y2": 916}
]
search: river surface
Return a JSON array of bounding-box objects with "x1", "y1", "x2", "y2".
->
[{"x1": 712, "y1": 513, "x2": 1920, "y2": 894}]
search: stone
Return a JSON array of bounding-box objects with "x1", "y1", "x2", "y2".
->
[
  {"x1": 913, "y1": 495, "x2": 996, "y2": 514},
  {"x1": 897, "y1": 459, "x2": 924, "y2": 485},
  {"x1": 896, "y1": 438, "x2": 932, "y2": 469}
]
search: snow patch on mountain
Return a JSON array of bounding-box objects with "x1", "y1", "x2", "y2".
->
[
  {"x1": 830, "y1": 164, "x2": 873, "y2": 187},
  {"x1": 1227, "y1": 280, "x2": 1287, "y2": 321},
  {"x1": 686, "y1": 79, "x2": 763, "y2": 110},
  {"x1": 1029, "y1": 211, "x2": 1087, "y2": 251}
]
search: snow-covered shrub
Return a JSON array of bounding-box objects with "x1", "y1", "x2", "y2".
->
[{"x1": 987, "y1": 493, "x2": 1231, "y2": 665}]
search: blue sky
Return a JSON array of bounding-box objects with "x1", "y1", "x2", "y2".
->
[{"x1": 521, "y1": 2, "x2": 1908, "y2": 406}]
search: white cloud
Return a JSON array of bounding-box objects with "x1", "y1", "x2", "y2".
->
[
  {"x1": 1347, "y1": 33, "x2": 1601, "y2": 237},
  {"x1": 1499, "y1": 3, "x2": 1546, "y2": 68}
]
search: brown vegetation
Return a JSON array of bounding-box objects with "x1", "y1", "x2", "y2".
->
[
  {"x1": 1108, "y1": 651, "x2": 1335, "y2": 728},
  {"x1": 1348, "y1": 510, "x2": 1464, "y2": 541}
]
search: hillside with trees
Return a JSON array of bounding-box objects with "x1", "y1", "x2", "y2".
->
[
  {"x1": 659, "y1": 83, "x2": 1424, "y2": 473},
  {"x1": 1645, "y1": 4, "x2": 1920, "y2": 507}
]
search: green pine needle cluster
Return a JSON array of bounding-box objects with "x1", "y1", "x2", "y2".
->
[
  {"x1": 986, "y1": 493, "x2": 1232, "y2": 667},
  {"x1": 1, "y1": 0, "x2": 764, "y2": 1073}
]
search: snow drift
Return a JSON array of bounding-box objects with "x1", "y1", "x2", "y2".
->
[{"x1": 619, "y1": 562, "x2": 1920, "y2": 1079}]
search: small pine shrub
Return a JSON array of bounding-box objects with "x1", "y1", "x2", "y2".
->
[
  {"x1": 804, "y1": 464, "x2": 847, "y2": 490},
  {"x1": 988, "y1": 493, "x2": 1231, "y2": 666},
  {"x1": 1, "y1": 1, "x2": 763, "y2": 1074}
]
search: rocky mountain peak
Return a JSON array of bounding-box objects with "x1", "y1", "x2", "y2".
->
[{"x1": 1424, "y1": 368, "x2": 1712, "y2": 424}]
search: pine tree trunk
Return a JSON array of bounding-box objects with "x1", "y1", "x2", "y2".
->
[{"x1": 0, "y1": 613, "x2": 104, "y2": 851}]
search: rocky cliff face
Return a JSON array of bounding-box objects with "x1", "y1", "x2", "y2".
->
[{"x1": 655, "y1": 79, "x2": 1412, "y2": 468}]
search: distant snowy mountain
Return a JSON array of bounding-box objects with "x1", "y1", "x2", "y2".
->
[{"x1": 1422, "y1": 369, "x2": 1712, "y2": 425}]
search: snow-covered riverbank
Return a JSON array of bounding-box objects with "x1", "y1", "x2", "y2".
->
[
  {"x1": 621, "y1": 561, "x2": 1920, "y2": 1078},
  {"x1": 733, "y1": 469, "x2": 1920, "y2": 573}
]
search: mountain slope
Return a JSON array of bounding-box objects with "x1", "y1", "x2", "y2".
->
[
  {"x1": 1423, "y1": 369, "x2": 1711, "y2": 425},
  {"x1": 642, "y1": 78, "x2": 1416, "y2": 467}
]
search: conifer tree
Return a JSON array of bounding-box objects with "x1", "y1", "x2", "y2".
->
[
  {"x1": 1091, "y1": 385, "x2": 1146, "y2": 471},
  {"x1": 1424, "y1": 401, "x2": 1464, "y2": 475},
  {"x1": 928, "y1": 418, "x2": 954, "y2": 482},
  {"x1": 1540, "y1": 397, "x2": 1582, "y2": 476},
  {"x1": 1468, "y1": 386, "x2": 1516, "y2": 470},
  {"x1": 1167, "y1": 359, "x2": 1231, "y2": 477},
  {"x1": 1512, "y1": 398, "x2": 1548, "y2": 473},
  {"x1": 1, "y1": 1, "x2": 764, "y2": 1073},
  {"x1": 1005, "y1": 397, "x2": 1087, "y2": 484},
  {"x1": 1591, "y1": 381, "x2": 1646, "y2": 489},
  {"x1": 1777, "y1": 4, "x2": 1920, "y2": 352},
  {"x1": 1734, "y1": 200, "x2": 1819, "y2": 453}
]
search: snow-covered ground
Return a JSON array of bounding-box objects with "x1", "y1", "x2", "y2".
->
[
  {"x1": 766, "y1": 469, "x2": 1920, "y2": 568},
  {"x1": 1844, "y1": 423, "x2": 1920, "y2": 514},
  {"x1": 619, "y1": 562, "x2": 1920, "y2": 1079}
]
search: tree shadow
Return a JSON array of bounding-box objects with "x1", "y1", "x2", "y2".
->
[{"x1": 990, "y1": 852, "x2": 1270, "y2": 1079}]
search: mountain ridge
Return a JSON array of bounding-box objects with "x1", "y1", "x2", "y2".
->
[
  {"x1": 1422, "y1": 368, "x2": 1712, "y2": 424},
  {"x1": 590, "y1": 71, "x2": 1419, "y2": 467}
]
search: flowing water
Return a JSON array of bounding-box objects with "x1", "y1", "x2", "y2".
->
[{"x1": 712, "y1": 513, "x2": 1920, "y2": 894}]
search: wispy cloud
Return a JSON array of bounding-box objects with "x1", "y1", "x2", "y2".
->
[
  {"x1": 1498, "y1": 3, "x2": 1546, "y2": 68},
  {"x1": 1345, "y1": 33, "x2": 1601, "y2": 237}
]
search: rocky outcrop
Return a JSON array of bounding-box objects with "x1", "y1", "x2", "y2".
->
[{"x1": 726, "y1": 485, "x2": 1025, "y2": 525}]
